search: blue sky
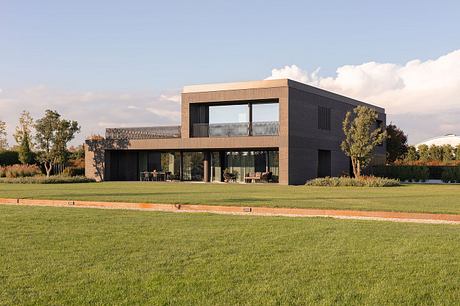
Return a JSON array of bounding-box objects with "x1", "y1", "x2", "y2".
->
[{"x1": 1, "y1": 0, "x2": 460, "y2": 144}]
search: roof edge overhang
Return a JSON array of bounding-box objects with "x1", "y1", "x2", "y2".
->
[{"x1": 183, "y1": 78, "x2": 385, "y2": 113}]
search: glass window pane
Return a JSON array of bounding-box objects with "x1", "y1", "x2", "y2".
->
[
  {"x1": 252, "y1": 103, "x2": 279, "y2": 122},
  {"x1": 209, "y1": 105, "x2": 249, "y2": 124}
]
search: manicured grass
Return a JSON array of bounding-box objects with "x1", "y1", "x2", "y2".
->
[
  {"x1": 1, "y1": 182, "x2": 460, "y2": 214},
  {"x1": 0, "y1": 205, "x2": 458, "y2": 305}
]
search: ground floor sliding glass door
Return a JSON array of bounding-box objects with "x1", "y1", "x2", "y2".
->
[
  {"x1": 137, "y1": 151, "x2": 204, "y2": 181},
  {"x1": 108, "y1": 149, "x2": 277, "y2": 182},
  {"x1": 210, "y1": 150, "x2": 279, "y2": 183},
  {"x1": 137, "y1": 151, "x2": 181, "y2": 180}
]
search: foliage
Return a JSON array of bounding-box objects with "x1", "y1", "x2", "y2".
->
[
  {"x1": 14, "y1": 111, "x2": 35, "y2": 164},
  {"x1": 35, "y1": 110, "x2": 80, "y2": 177},
  {"x1": 0, "y1": 120, "x2": 8, "y2": 150},
  {"x1": 373, "y1": 165, "x2": 430, "y2": 182},
  {"x1": 0, "y1": 175, "x2": 95, "y2": 184},
  {"x1": 400, "y1": 144, "x2": 460, "y2": 165},
  {"x1": 404, "y1": 145, "x2": 418, "y2": 162},
  {"x1": 341, "y1": 106, "x2": 386, "y2": 177},
  {"x1": 441, "y1": 167, "x2": 460, "y2": 183},
  {"x1": 374, "y1": 164, "x2": 460, "y2": 181},
  {"x1": 18, "y1": 131, "x2": 34, "y2": 164},
  {"x1": 385, "y1": 123, "x2": 408, "y2": 163},
  {"x1": 440, "y1": 144, "x2": 454, "y2": 162},
  {"x1": 428, "y1": 145, "x2": 443, "y2": 161},
  {"x1": 0, "y1": 164, "x2": 41, "y2": 178},
  {"x1": 13, "y1": 110, "x2": 34, "y2": 147},
  {"x1": 417, "y1": 144, "x2": 429, "y2": 161},
  {"x1": 62, "y1": 167, "x2": 85, "y2": 177},
  {"x1": 306, "y1": 176, "x2": 400, "y2": 187},
  {"x1": 0, "y1": 150, "x2": 20, "y2": 166},
  {"x1": 67, "y1": 145, "x2": 85, "y2": 168}
]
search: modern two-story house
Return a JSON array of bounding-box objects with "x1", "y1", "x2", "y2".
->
[{"x1": 85, "y1": 79, "x2": 386, "y2": 185}]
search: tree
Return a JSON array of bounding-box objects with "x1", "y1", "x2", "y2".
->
[
  {"x1": 405, "y1": 145, "x2": 418, "y2": 162},
  {"x1": 456, "y1": 144, "x2": 460, "y2": 160},
  {"x1": 14, "y1": 111, "x2": 35, "y2": 164},
  {"x1": 18, "y1": 131, "x2": 34, "y2": 164},
  {"x1": 0, "y1": 120, "x2": 8, "y2": 150},
  {"x1": 417, "y1": 144, "x2": 429, "y2": 161},
  {"x1": 341, "y1": 106, "x2": 387, "y2": 178},
  {"x1": 35, "y1": 110, "x2": 80, "y2": 177},
  {"x1": 441, "y1": 144, "x2": 454, "y2": 162},
  {"x1": 428, "y1": 145, "x2": 443, "y2": 161},
  {"x1": 385, "y1": 123, "x2": 408, "y2": 163}
]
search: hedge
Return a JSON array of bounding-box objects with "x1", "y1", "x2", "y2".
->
[
  {"x1": 0, "y1": 151, "x2": 20, "y2": 166},
  {"x1": 306, "y1": 176, "x2": 401, "y2": 187},
  {"x1": 371, "y1": 165, "x2": 460, "y2": 182},
  {"x1": 0, "y1": 176, "x2": 95, "y2": 184},
  {"x1": 441, "y1": 167, "x2": 460, "y2": 183},
  {"x1": 62, "y1": 167, "x2": 85, "y2": 177}
]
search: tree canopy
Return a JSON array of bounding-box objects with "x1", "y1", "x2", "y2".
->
[
  {"x1": 341, "y1": 106, "x2": 386, "y2": 177},
  {"x1": 386, "y1": 123, "x2": 408, "y2": 163},
  {"x1": 35, "y1": 110, "x2": 80, "y2": 176}
]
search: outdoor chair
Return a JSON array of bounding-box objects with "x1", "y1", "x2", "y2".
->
[
  {"x1": 152, "y1": 171, "x2": 158, "y2": 181},
  {"x1": 140, "y1": 171, "x2": 151, "y2": 181}
]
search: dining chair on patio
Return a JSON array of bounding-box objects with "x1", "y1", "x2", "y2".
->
[
  {"x1": 140, "y1": 171, "x2": 151, "y2": 181},
  {"x1": 152, "y1": 170, "x2": 158, "y2": 181}
]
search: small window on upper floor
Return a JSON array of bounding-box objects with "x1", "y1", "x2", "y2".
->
[{"x1": 318, "y1": 106, "x2": 331, "y2": 131}]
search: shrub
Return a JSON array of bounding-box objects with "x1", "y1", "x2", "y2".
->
[
  {"x1": 373, "y1": 165, "x2": 430, "y2": 182},
  {"x1": 0, "y1": 175, "x2": 95, "y2": 184},
  {"x1": 62, "y1": 167, "x2": 85, "y2": 177},
  {"x1": 305, "y1": 176, "x2": 401, "y2": 187},
  {"x1": 441, "y1": 167, "x2": 460, "y2": 183},
  {"x1": 0, "y1": 164, "x2": 41, "y2": 178},
  {"x1": 0, "y1": 150, "x2": 20, "y2": 166}
]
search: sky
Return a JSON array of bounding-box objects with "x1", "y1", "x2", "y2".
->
[{"x1": 1, "y1": 0, "x2": 460, "y2": 145}]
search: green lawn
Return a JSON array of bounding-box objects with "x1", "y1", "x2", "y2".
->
[
  {"x1": 1, "y1": 182, "x2": 460, "y2": 214},
  {"x1": 0, "y1": 205, "x2": 458, "y2": 305}
]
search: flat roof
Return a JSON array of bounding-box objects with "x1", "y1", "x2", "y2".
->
[{"x1": 183, "y1": 79, "x2": 385, "y2": 113}]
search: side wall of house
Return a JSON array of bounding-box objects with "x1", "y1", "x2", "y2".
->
[{"x1": 288, "y1": 87, "x2": 386, "y2": 185}]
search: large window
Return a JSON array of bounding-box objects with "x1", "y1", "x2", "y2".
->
[
  {"x1": 210, "y1": 150, "x2": 279, "y2": 183},
  {"x1": 252, "y1": 102, "x2": 279, "y2": 136},
  {"x1": 252, "y1": 103, "x2": 279, "y2": 122},
  {"x1": 182, "y1": 152, "x2": 204, "y2": 181},
  {"x1": 209, "y1": 104, "x2": 249, "y2": 124},
  {"x1": 208, "y1": 104, "x2": 249, "y2": 137},
  {"x1": 191, "y1": 100, "x2": 279, "y2": 137}
]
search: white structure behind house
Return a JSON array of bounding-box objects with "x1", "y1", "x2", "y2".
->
[{"x1": 415, "y1": 134, "x2": 460, "y2": 147}]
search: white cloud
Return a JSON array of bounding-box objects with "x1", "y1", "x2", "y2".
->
[
  {"x1": 0, "y1": 87, "x2": 181, "y2": 146},
  {"x1": 266, "y1": 50, "x2": 460, "y2": 143},
  {"x1": 146, "y1": 108, "x2": 181, "y2": 118},
  {"x1": 160, "y1": 93, "x2": 181, "y2": 103}
]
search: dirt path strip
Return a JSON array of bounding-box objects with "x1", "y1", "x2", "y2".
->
[{"x1": 0, "y1": 198, "x2": 459, "y2": 225}]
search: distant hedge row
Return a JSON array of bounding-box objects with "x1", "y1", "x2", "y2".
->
[
  {"x1": 373, "y1": 165, "x2": 460, "y2": 183},
  {"x1": 0, "y1": 151, "x2": 20, "y2": 166}
]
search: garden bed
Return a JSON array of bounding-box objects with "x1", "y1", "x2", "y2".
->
[{"x1": 0, "y1": 176, "x2": 95, "y2": 184}]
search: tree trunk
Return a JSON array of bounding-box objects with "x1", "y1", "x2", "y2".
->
[
  {"x1": 45, "y1": 162, "x2": 52, "y2": 177},
  {"x1": 356, "y1": 160, "x2": 361, "y2": 178},
  {"x1": 351, "y1": 157, "x2": 361, "y2": 178}
]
